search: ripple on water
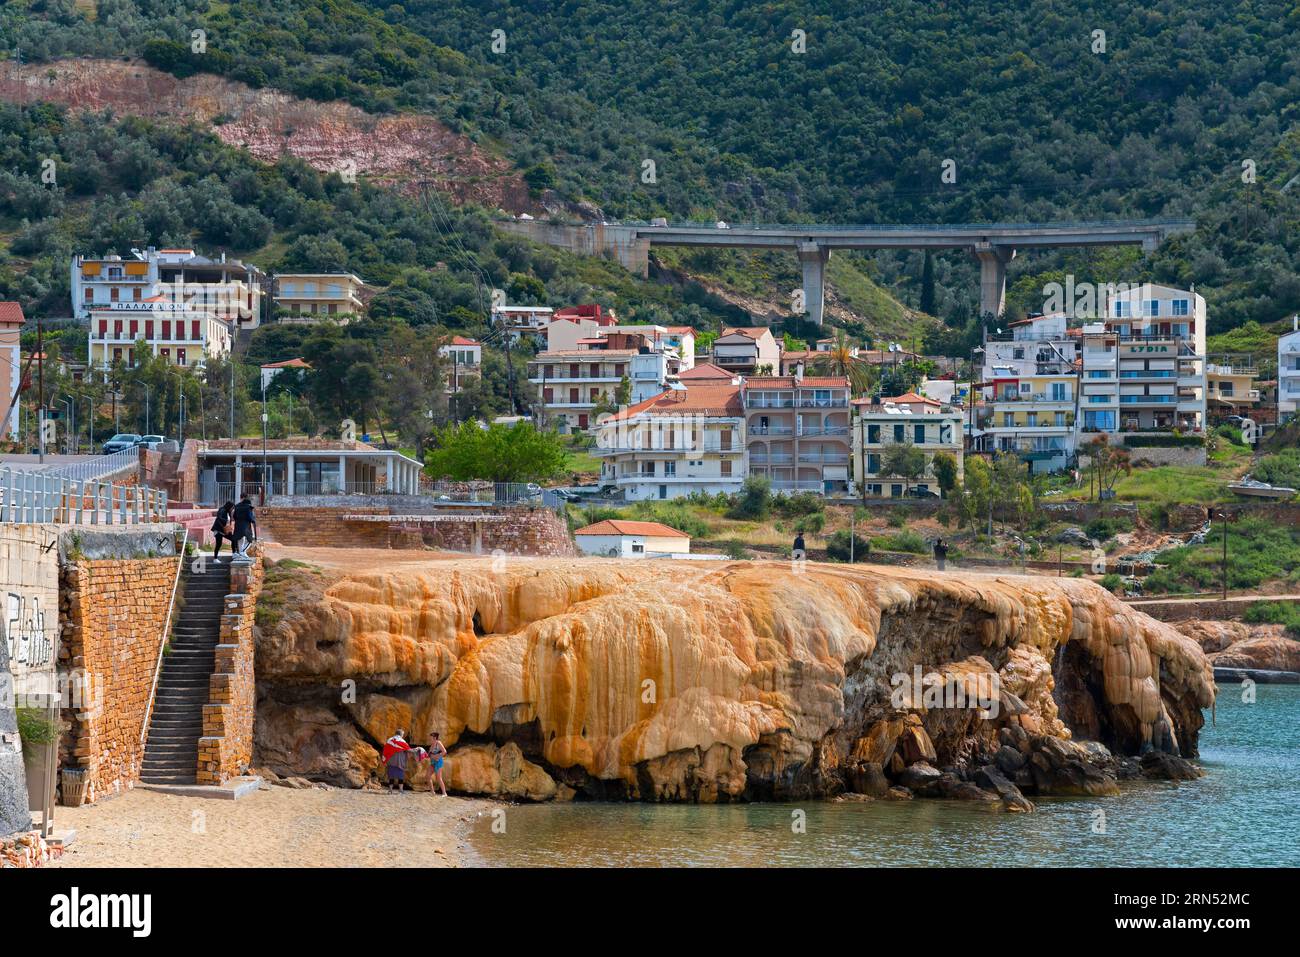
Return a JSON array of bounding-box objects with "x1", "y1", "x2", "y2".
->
[{"x1": 470, "y1": 685, "x2": 1300, "y2": 867}]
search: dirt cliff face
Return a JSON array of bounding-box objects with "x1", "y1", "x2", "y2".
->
[
  {"x1": 0, "y1": 59, "x2": 536, "y2": 212},
  {"x1": 253, "y1": 558, "x2": 1215, "y2": 803}
]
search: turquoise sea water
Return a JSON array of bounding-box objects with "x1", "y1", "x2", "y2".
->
[{"x1": 468, "y1": 684, "x2": 1300, "y2": 867}]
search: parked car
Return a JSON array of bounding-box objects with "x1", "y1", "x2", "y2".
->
[
  {"x1": 907, "y1": 487, "x2": 941, "y2": 499},
  {"x1": 101, "y1": 433, "x2": 141, "y2": 454},
  {"x1": 136, "y1": 434, "x2": 166, "y2": 450}
]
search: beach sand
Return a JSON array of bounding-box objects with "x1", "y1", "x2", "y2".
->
[{"x1": 50, "y1": 784, "x2": 495, "y2": 868}]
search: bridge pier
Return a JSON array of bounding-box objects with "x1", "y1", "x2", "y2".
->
[
  {"x1": 973, "y1": 243, "x2": 1016, "y2": 321},
  {"x1": 797, "y1": 242, "x2": 830, "y2": 326}
]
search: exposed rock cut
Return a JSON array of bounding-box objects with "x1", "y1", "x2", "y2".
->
[{"x1": 253, "y1": 558, "x2": 1215, "y2": 805}]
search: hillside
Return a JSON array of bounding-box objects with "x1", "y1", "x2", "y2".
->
[{"x1": 4, "y1": 0, "x2": 1300, "y2": 341}]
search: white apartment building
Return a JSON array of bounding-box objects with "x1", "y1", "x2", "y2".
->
[
  {"x1": 1078, "y1": 283, "x2": 1207, "y2": 436},
  {"x1": 594, "y1": 384, "x2": 746, "y2": 500},
  {"x1": 977, "y1": 313, "x2": 1079, "y2": 473},
  {"x1": 529, "y1": 331, "x2": 681, "y2": 432},
  {"x1": 495, "y1": 304, "x2": 555, "y2": 343},
  {"x1": 72, "y1": 247, "x2": 264, "y2": 329},
  {"x1": 851, "y1": 393, "x2": 964, "y2": 498},
  {"x1": 712, "y1": 326, "x2": 782, "y2": 376},
  {"x1": 1280, "y1": 316, "x2": 1300, "y2": 417}
]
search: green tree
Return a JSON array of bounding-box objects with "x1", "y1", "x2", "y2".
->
[
  {"x1": 425, "y1": 421, "x2": 567, "y2": 483},
  {"x1": 931, "y1": 451, "x2": 959, "y2": 498},
  {"x1": 726, "y1": 475, "x2": 771, "y2": 519},
  {"x1": 879, "y1": 442, "x2": 926, "y2": 494}
]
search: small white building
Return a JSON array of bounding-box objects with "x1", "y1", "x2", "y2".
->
[
  {"x1": 260, "y1": 357, "x2": 311, "y2": 392},
  {"x1": 1279, "y1": 316, "x2": 1300, "y2": 418},
  {"x1": 573, "y1": 519, "x2": 691, "y2": 558}
]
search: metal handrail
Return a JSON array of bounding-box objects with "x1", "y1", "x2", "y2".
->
[{"x1": 141, "y1": 528, "x2": 188, "y2": 748}]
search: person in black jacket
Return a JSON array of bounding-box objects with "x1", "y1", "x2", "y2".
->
[
  {"x1": 232, "y1": 495, "x2": 257, "y2": 556},
  {"x1": 211, "y1": 500, "x2": 235, "y2": 563}
]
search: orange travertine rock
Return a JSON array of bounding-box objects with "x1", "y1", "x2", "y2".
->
[{"x1": 255, "y1": 559, "x2": 1216, "y2": 800}]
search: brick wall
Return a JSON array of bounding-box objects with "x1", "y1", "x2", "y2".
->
[
  {"x1": 259, "y1": 507, "x2": 392, "y2": 547},
  {"x1": 58, "y1": 557, "x2": 178, "y2": 803},
  {"x1": 197, "y1": 557, "x2": 262, "y2": 785}
]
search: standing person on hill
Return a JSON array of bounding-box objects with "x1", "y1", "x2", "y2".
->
[
  {"x1": 933, "y1": 537, "x2": 949, "y2": 572},
  {"x1": 210, "y1": 500, "x2": 235, "y2": 563},
  {"x1": 232, "y1": 494, "x2": 257, "y2": 556},
  {"x1": 793, "y1": 532, "x2": 806, "y2": 561}
]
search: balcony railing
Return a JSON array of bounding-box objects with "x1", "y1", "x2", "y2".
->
[
  {"x1": 797, "y1": 452, "x2": 849, "y2": 464},
  {"x1": 750, "y1": 452, "x2": 794, "y2": 465}
]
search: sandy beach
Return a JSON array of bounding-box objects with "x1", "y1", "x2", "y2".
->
[{"x1": 50, "y1": 785, "x2": 495, "y2": 868}]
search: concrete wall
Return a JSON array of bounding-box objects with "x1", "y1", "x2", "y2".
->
[
  {"x1": 497, "y1": 220, "x2": 650, "y2": 276},
  {"x1": 0, "y1": 525, "x2": 59, "y2": 836}
]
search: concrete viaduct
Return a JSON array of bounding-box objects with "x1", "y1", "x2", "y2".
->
[{"x1": 498, "y1": 219, "x2": 1196, "y2": 325}]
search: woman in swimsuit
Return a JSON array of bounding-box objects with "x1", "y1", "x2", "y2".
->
[{"x1": 427, "y1": 731, "x2": 448, "y2": 797}]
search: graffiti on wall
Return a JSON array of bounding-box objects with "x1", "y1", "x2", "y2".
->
[{"x1": 4, "y1": 592, "x2": 53, "y2": 672}]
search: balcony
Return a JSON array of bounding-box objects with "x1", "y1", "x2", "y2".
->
[
  {"x1": 797, "y1": 451, "x2": 850, "y2": 464},
  {"x1": 748, "y1": 425, "x2": 794, "y2": 436},
  {"x1": 1119, "y1": 395, "x2": 1177, "y2": 404},
  {"x1": 750, "y1": 452, "x2": 794, "y2": 465},
  {"x1": 799, "y1": 425, "x2": 851, "y2": 436},
  {"x1": 594, "y1": 442, "x2": 743, "y2": 454}
]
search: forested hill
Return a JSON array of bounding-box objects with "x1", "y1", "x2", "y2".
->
[{"x1": 4, "y1": 1, "x2": 1300, "y2": 334}]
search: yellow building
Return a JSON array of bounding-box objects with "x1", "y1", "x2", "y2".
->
[
  {"x1": 1205, "y1": 358, "x2": 1260, "y2": 422},
  {"x1": 273, "y1": 273, "x2": 367, "y2": 322},
  {"x1": 88, "y1": 299, "x2": 232, "y2": 370}
]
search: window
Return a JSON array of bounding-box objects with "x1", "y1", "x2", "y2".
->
[
  {"x1": 867, "y1": 453, "x2": 880, "y2": 474},
  {"x1": 177, "y1": 349, "x2": 187, "y2": 366},
  {"x1": 569, "y1": 388, "x2": 579, "y2": 403},
  {"x1": 1050, "y1": 382, "x2": 1067, "y2": 400},
  {"x1": 867, "y1": 424, "x2": 880, "y2": 444},
  {"x1": 893, "y1": 424, "x2": 904, "y2": 443},
  {"x1": 1144, "y1": 300, "x2": 1160, "y2": 317},
  {"x1": 633, "y1": 542, "x2": 645, "y2": 552},
  {"x1": 1003, "y1": 412, "x2": 1014, "y2": 427},
  {"x1": 192, "y1": 320, "x2": 201, "y2": 341},
  {"x1": 913, "y1": 423, "x2": 925, "y2": 444},
  {"x1": 1171, "y1": 299, "x2": 1189, "y2": 317},
  {"x1": 664, "y1": 461, "x2": 676, "y2": 477},
  {"x1": 1055, "y1": 412, "x2": 1066, "y2": 426},
  {"x1": 1113, "y1": 301, "x2": 1131, "y2": 318},
  {"x1": 1219, "y1": 382, "x2": 1234, "y2": 397},
  {"x1": 891, "y1": 484, "x2": 903, "y2": 497},
  {"x1": 84, "y1": 288, "x2": 93, "y2": 302},
  {"x1": 720, "y1": 460, "x2": 732, "y2": 477}
]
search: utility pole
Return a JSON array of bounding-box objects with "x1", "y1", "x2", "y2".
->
[
  {"x1": 229, "y1": 359, "x2": 235, "y2": 438},
  {"x1": 36, "y1": 312, "x2": 44, "y2": 463},
  {"x1": 1220, "y1": 509, "x2": 1230, "y2": 600},
  {"x1": 261, "y1": 374, "x2": 269, "y2": 504}
]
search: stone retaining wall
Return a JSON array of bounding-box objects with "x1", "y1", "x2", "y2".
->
[
  {"x1": 58, "y1": 556, "x2": 178, "y2": 803},
  {"x1": 260, "y1": 505, "x2": 576, "y2": 556},
  {"x1": 197, "y1": 557, "x2": 262, "y2": 785}
]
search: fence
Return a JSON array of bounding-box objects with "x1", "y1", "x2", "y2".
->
[
  {"x1": 0, "y1": 467, "x2": 168, "y2": 525},
  {"x1": 41, "y1": 448, "x2": 140, "y2": 484}
]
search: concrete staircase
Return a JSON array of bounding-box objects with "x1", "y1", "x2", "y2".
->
[{"x1": 140, "y1": 561, "x2": 232, "y2": 785}]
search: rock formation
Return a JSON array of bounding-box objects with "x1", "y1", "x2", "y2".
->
[
  {"x1": 253, "y1": 558, "x2": 1215, "y2": 807},
  {"x1": 1173, "y1": 620, "x2": 1300, "y2": 674}
]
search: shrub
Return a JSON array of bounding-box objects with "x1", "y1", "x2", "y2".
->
[
  {"x1": 887, "y1": 509, "x2": 907, "y2": 528},
  {"x1": 1099, "y1": 573, "x2": 1124, "y2": 593},
  {"x1": 1243, "y1": 601, "x2": 1300, "y2": 638},
  {"x1": 773, "y1": 491, "x2": 824, "y2": 518},
  {"x1": 721, "y1": 539, "x2": 752, "y2": 560},
  {"x1": 795, "y1": 513, "x2": 826, "y2": 536},
  {"x1": 871, "y1": 530, "x2": 928, "y2": 554},
  {"x1": 825, "y1": 530, "x2": 871, "y2": 562},
  {"x1": 726, "y1": 476, "x2": 771, "y2": 520}
]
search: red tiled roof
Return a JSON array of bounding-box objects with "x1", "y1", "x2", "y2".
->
[
  {"x1": 606, "y1": 384, "x2": 743, "y2": 420},
  {"x1": 885, "y1": 392, "x2": 940, "y2": 405},
  {"x1": 574, "y1": 519, "x2": 690, "y2": 539},
  {"x1": 744, "y1": 376, "x2": 849, "y2": 389},
  {"x1": 261, "y1": 358, "x2": 311, "y2": 369},
  {"x1": 449, "y1": 336, "x2": 480, "y2": 346},
  {"x1": 536, "y1": 349, "x2": 639, "y2": 358},
  {"x1": 720, "y1": 326, "x2": 774, "y2": 339},
  {"x1": 664, "y1": 326, "x2": 696, "y2": 335},
  {"x1": 0, "y1": 302, "x2": 25, "y2": 324},
  {"x1": 678, "y1": 362, "x2": 733, "y2": 380}
]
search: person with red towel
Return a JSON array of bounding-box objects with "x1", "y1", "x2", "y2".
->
[{"x1": 382, "y1": 730, "x2": 413, "y2": 792}]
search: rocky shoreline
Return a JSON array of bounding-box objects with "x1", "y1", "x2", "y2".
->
[{"x1": 251, "y1": 556, "x2": 1216, "y2": 811}]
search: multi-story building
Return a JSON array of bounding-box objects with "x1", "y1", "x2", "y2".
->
[
  {"x1": 977, "y1": 313, "x2": 1078, "y2": 473},
  {"x1": 851, "y1": 392, "x2": 964, "y2": 498},
  {"x1": 1205, "y1": 356, "x2": 1261, "y2": 424},
  {"x1": 1079, "y1": 283, "x2": 1207, "y2": 435},
  {"x1": 1, "y1": 302, "x2": 23, "y2": 439},
  {"x1": 73, "y1": 247, "x2": 265, "y2": 329},
  {"x1": 742, "y1": 372, "x2": 851, "y2": 494},
  {"x1": 1280, "y1": 316, "x2": 1300, "y2": 418},
  {"x1": 528, "y1": 332, "x2": 679, "y2": 432},
  {"x1": 977, "y1": 316, "x2": 1076, "y2": 466},
  {"x1": 594, "y1": 383, "x2": 745, "y2": 500},
  {"x1": 495, "y1": 304, "x2": 555, "y2": 344},
  {"x1": 88, "y1": 296, "x2": 233, "y2": 370},
  {"x1": 273, "y1": 273, "x2": 367, "y2": 323},
  {"x1": 439, "y1": 336, "x2": 482, "y2": 393},
  {"x1": 712, "y1": 326, "x2": 782, "y2": 376}
]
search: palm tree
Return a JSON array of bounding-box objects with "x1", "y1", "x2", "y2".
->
[{"x1": 814, "y1": 328, "x2": 875, "y2": 396}]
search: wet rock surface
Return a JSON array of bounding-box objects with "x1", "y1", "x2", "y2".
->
[{"x1": 251, "y1": 558, "x2": 1216, "y2": 806}]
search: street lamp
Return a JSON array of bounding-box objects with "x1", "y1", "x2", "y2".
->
[
  {"x1": 1215, "y1": 508, "x2": 1233, "y2": 600},
  {"x1": 59, "y1": 398, "x2": 73, "y2": 455}
]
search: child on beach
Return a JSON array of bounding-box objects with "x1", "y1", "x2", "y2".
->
[{"x1": 427, "y1": 732, "x2": 448, "y2": 797}]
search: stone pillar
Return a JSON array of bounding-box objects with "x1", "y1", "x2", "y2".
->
[
  {"x1": 286, "y1": 454, "x2": 295, "y2": 496},
  {"x1": 796, "y1": 242, "x2": 830, "y2": 326},
  {"x1": 472, "y1": 520, "x2": 483, "y2": 555},
  {"x1": 973, "y1": 243, "x2": 1016, "y2": 321},
  {"x1": 233, "y1": 453, "x2": 242, "y2": 501},
  {"x1": 338, "y1": 454, "x2": 347, "y2": 495}
]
